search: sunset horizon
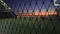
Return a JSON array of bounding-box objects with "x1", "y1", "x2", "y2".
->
[{"x1": 21, "y1": 11, "x2": 57, "y2": 16}]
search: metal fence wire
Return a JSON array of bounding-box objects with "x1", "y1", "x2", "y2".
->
[{"x1": 0, "y1": 0, "x2": 60, "y2": 34}]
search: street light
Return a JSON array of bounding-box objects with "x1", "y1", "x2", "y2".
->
[
  {"x1": 8, "y1": 7, "x2": 11, "y2": 10},
  {"x1": 54, "y1": 0, "x2": 60, "y2": 6}
]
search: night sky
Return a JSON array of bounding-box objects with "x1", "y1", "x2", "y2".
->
[{"x1": 3, "y1": 0, "x2": 56, "y2": 13}]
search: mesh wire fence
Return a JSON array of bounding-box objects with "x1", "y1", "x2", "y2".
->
[
  {"x1": 0, "y1": 17, "x2": 60, "y2": 34},
  {"x1": 0, "y1": 0, "x2": 60, "y2": 34}
]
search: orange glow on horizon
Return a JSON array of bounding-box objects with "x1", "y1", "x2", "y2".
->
[{"x1": 21, "y1": 12, "x2": 57, "y2": 16}]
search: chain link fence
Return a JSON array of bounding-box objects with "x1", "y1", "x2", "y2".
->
[{"x1": 0, "y1": 0, "x2": 60, "y2": 34}]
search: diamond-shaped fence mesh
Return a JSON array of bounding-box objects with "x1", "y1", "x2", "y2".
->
[{"x1": 0, "y1": 0, "x2": 60, "y2": 34}]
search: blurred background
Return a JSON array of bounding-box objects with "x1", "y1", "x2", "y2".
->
[{"x1": 0, "y1": 0, "x2": 60, "y2": 34}]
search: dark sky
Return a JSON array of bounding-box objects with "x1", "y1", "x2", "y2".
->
[{"x1": 3, "y1": 0, "x2": 56, "y2": 13}]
